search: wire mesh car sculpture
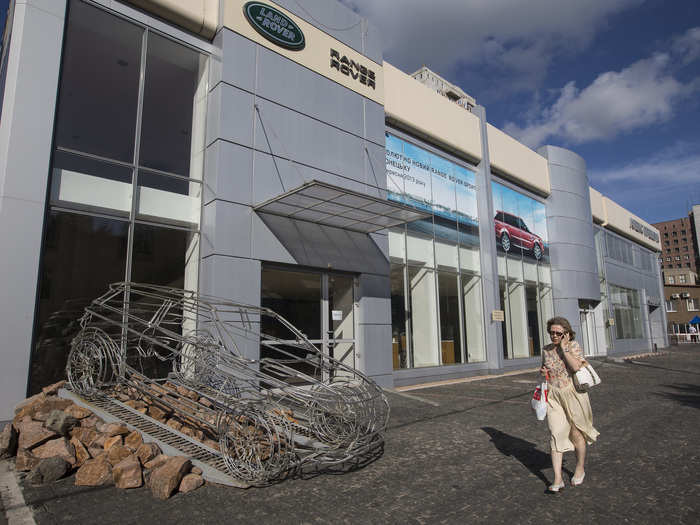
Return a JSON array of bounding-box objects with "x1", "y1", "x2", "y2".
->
[{"x1": 65, "y1": 282, "x2": 389, "y2": 485}]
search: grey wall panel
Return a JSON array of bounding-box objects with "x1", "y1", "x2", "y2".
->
[
  {"x1": 218, "y1": 28, "x2": 256, "y2": 93},
  {"x1": 543, "y1": 145, "x2": 587, "y2": 172},
  {"x1": 546, "y1": 216, "x2": 595, "y2": 247},
  {"x1": 364, "y1": 99, "x2": 386, "y2": 146},
  {"x1": 208, "y1": 83, "x2": 254, "y2": 148},
  {"x1": 256, "y1": 45, "x2": 365, "y2": 138},
  {"x1": 551, "y1": 269, "x2": 600, "y2": 300},
  {"x1": 250, "y1": 213, "x2": 296, "y2": 264},
  {"x1": 549, "y1": 244, "x2": 600, "y2": 273},
  {"x1": 547, "y1": 164, "x2": 592, "y2": 193},
  {"x1": 0, "y1": 0, "x2": 66, "y2": 420},
  {"x1": 257, "y1": 214, "x2": 390, "y2": 275},
  {"x1": 201, "y1": 200, "x2": 252, "y2": 259},
  {"x1": 357, "y1": 323, "x2": 393, "y2": 385},
  {"x1": 553, "y1": 297, "x2": 583, "y2": 338},
  {"x1": 370, "y1": 232, "x2": 389, "y2": 260},
  {"x1": 363, "y1": 140, "x2": 387, "y2": 191},
  {"x1": 546, "y1": 191, "x2": 592, "y2": 222},
  {"x1": 253, "y1": 97, "x2": 365, "y2": 182},
  {"x1": 203, "y1": 140, "x2": 253, "y2": 205},
  {"x1": 357, "y1": 273, "x2": 391, "y2": 326},
  {"x1": 273, "y1": 0, "x2": 382, "y2": 64}
]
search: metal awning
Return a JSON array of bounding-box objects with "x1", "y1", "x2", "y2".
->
[{"x1": 253, "y1": 180, "x2": 430, "y2": 234}]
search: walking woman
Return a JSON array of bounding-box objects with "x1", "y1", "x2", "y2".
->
[{"x1": 539, "y1": 316, "x2": 599, "y2": 492}]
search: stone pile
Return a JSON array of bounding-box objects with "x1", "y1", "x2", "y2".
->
[{"x1": 0, "y1": 381, "x2": 205, "y2": 499}]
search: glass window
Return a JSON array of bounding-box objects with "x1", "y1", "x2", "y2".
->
[
  {"x1": 668, "y1": 276, "x2": 675, "y2": 284},
  {"x1": 437, "y1": 272, "x2": 462, "y2": 364},
  {"x1": 137, "y1": 171, "x2": 201, "y2": 226},
  {"x1": 139, "y1": 33, "x2": 208, "y2": 178},
  {"x1": 54, "y1": 0, "x2": 143, "y2": 162},
  {"x1": 679, "y1": 275, "x2": 687, "y2": 284},
  {"x1": 30, "y1": 211, "x2": 128, "y2": 394},
  {"x1": 688, "y1": 298, "x2": 699, "y2": 311},
  {"x1": 408, "y1": 266, "x2": 439, "y2": 367},
  {"x1": 610, "y1": 285, "x2": 643, "y2": 339},
  {"x1": 390, "y1": 265, "x2": 408, "y2": 369},
  {"x1": 666, "y1": 300, "x2": 676, "y2": 312},
  {"x1": 462, "y1": 273, "x2": 485, "y2": 362}
]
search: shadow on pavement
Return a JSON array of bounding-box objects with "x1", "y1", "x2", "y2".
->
[
  {"x1": 657, "y1": 383, "x2": 700, "y2": 409},
  {"x1": 481, "y1": 427, "x2": 570, "y2": 487}
]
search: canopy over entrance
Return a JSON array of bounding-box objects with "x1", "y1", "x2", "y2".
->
[{"x1": 254, "y1": 180, "x2": 430, "y2": 234}]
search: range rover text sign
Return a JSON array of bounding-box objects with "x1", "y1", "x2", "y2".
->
[{"x1": 243, "y1": 2, "x2": 305, "y2": 51}]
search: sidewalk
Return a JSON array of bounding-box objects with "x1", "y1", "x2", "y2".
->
[{"x1": 5, "y1": 345, "x2": 700, "y2": 524}]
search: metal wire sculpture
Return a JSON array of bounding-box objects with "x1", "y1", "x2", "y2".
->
[{"x1": 65, "y1": 282, "x2": 389, "y2": 485}]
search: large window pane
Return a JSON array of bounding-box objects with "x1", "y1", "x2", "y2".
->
[
  {"x1": 30, "y1": 211, "x2": 128, "y2": 394},
  {"x1": 137, "y1": 171, "x2": 201, "y2": 226},
  {"x1": 390, "y1": 264, "x2": 408, "y2": 369},
  {"x1": 438, "y1": 272, "x2": 462, "y2": 364},
  {"x1": 408, "y1": 267, "x2": 439, "y2": 367},
  {"x1": 462, "y1": 274, "x2": 485, "y2": 362},
  {"x1": 139, "y1": 33, "x2": 208, "y2": 177},
  {"x1": 130, "y1": 223, "x2": 198, "y2": 289},
  {"x1": 55, "y1": 0, "x2": 142, "y2": 162}
]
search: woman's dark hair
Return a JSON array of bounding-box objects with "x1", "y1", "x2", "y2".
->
[{"x1": 547, "y1": 317, "x2": 576, "y2": 341}]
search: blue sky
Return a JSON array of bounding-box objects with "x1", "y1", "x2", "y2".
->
[
  {"x1": 340, "y1": 0, "x2": 700, "y2": 225},
  {"x1": 2, "y1": 0, "x2": 699, "y2": 224}
]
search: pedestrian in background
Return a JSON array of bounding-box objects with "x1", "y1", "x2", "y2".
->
[{"x1": 539, "y1": 316, "x2": 600, "y2": 493}]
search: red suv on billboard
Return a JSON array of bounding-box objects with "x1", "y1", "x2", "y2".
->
[{"x1": 494, "y1": 211, "x2": 544, "y2": 260}]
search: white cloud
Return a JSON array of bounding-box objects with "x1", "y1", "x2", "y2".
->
[
  {"x1": 672, "y1": 26, "x2": 700, "y2": 65},
  {"x1": 503, "y1": 53, "x2": 698, "y2": 148},
  {"x1": 340, "y1": 0, "x2": 642, "y2": 91}
]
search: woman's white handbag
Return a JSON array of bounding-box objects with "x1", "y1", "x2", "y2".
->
[{"x1": 573, "y1": 363, "x2": 601, "y2": 392}]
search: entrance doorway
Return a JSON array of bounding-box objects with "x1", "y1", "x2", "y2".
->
[
  {"x1": 579, "y1": 307, "x2": 598, "y2": 357},
  {"x1": 260, "y1": 266, "x2": 357, "y2": 381}
]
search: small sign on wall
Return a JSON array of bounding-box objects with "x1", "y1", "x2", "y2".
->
[
  {"x1": 331, "y1": 310, "x2": 343, "y2": 321},
  {"x1": 491, "y1": 310, "x2": 505, "y2": 322}
]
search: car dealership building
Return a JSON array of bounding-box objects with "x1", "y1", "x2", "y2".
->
[{"x1": 0, "y1": 0, "x2": 667, "y2": 419}]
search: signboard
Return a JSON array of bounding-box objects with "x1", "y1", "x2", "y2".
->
[
  {"x1": 243, "y1": 2, "x2": 305, "y2": 50},
  {"x1": 491, "y1": 310, "x2": 505, "y2": 322},
  {"x1": 629, "y1": 218, "x2": 659, "y2": 243}
]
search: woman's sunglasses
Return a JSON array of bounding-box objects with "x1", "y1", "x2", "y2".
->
[{"x1": 549, "y1": 331, "x2": 565, "y2": 337}]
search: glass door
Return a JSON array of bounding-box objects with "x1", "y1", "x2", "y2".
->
[{"x1": 261, "y1": 266, "x2": 356, "y2": 382}]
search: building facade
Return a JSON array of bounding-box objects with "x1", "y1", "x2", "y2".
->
[{"x1": 0, "y1": 0, "x2": 666, "y2": 419}]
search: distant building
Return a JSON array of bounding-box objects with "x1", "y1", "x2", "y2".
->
[
  {"x1": 411, "y1": 66, "x2": 476, "y2": 111},
  {"x1": 653, "y1": 210, "x2": 700, "y2": 340}
]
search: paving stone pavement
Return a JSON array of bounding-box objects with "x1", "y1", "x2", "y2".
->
[{"x1": 8, "y1": 346, "x2": 700, "y2": 524}]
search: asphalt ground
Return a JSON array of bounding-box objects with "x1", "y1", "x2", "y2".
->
[{"x1": 4, "y1": 345, "x2": 700, "y2": 524}]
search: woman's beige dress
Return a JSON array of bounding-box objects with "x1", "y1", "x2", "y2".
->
[{"x1": 542, "y1": 341, "x2": 600, "y2": 453}]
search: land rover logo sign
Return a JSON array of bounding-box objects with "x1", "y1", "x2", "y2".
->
[{"x1": 243, "y1": 2, "x2": 305, "y2": 51}]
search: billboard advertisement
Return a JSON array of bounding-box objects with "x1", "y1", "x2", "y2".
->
[
  {"x1": 491, "y1": 181, "x2": 549, "y2": 262},
  {"x1": 385, "y1": 133, "x2": 479, "y2": 246}
]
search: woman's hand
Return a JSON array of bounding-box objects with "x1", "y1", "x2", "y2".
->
[
  {"x1": 539, "y1": 365, "x2": 548, "y2": 376},
  {"x1": 560, "y1": 332, "x2": 571, "y2": 351}
]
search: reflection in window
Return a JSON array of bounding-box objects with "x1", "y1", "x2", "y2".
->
[
  {"x1": 391, "y1": 264, "x2": 408, "y2": 369},
  {"x1": 54, "y1": 0, "x2": 142, "y2": 162},
  {"x1": 438, "y1": 272, "x2": 462, "y2": 364},
  {"x1": 610, "y1": 285, "x2": 643, "y2": 339},
  {"x1": 30, "y1": 211, "x2": 128, "y2": 394},
  {"x1": 408, "y1": 266, "x2": 439, "y2": 367}
]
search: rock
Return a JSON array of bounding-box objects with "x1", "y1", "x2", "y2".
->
[
  {"x1": 144, "y1": 454, "x2": 170, "y2": 470},
  {"x1": 71, "y1": 437, "x2": 90, "y2": 467},
  {"x1": 0, "y1": 424, "x2": 18, "y2": 459},
  {"x1": 124, "y1": 400, "x2": 146, "y2": 411},
  {"x1": 136, "y1": 408, "x2": 148, "y2": 414},
  {"x1": 191, "y1": 466, "x2": 202, "y2": 475},
  {"x1": 124, "y1": 431, "x2": 142, "y2": 451},
  {"x1": 81, "y1": 416, "x2": 102, "y2": 428},
  {"x1": 19, "y1": 398, "x2": 73, "y2": 423},
  {"x1": 178, "y1": 473, "x2": 204, "y2": 493},
  {"x1": 88, "y1": 447, "x2": 105, "y2": 458},
  {"x1": 148, "y1": 456, "x2": 191, "y2": 500},
  {"x1": 16, "y1": 419, "x2": 59, "y2": 450},
  {"x1": 26, "y1": 457, "x2": 69, "y2": 485},
  {"x1": 136, "y1": 443, "x2": 161, "y2": 464},
  {"x1": 41, "y1": 380, "x2": 66, "y2": 396},
  {"x1": 198, "y1": 397, "x2": 213, "y2": 408},
  {"x1": 75, "y1": 456, "x2": 113, "y2": 486},
  {"x1": 106, "y1": 445, "x2": 132, "y2": 466},
  {"x1": 203, "y1": 439, "x2": 220, "y2": 452},
  {"x1": 104, "y1": 435, "x2": 123, "y2": 451},
  {"x1": 32, "y1": 437, "x2": 76, "y2": 466},
  {"x1": 65, "y1": 404, "x2": 92, "y2": 420},
  {"x1": 166, "y1": 419, "x2": 182, "y2": 431},
  {"x1": 14, "y1": 392, "x2": 46, "y2": 416},
  {"x1": 72, "y1": 427, "x2": 97, "y2": 446},
  {"x1": 15, "y1": 449, "x2": 39, "y2": 472},
  {"x1": 147, "y1": 406, "x2": 168, "y2": 422},
  {"x1": 113, "y1": 455, "x2": 143, "y2": 489},
  {"x1": 45, "y1": 410, "x2": 79, "y2": 436},
  {"x1": 98, "y1": 423, "x2": 130, "y2": 437},
  {"x1": 89, "y1": 433, "x2": 108, "y2": 448}
]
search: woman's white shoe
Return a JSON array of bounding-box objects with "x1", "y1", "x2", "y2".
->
[
  {"x1": 571, "y1": 472, "x2": 585, "y2": 486},
  {"x1": 548, "y1": 482, "x2": 565, "y2": 493}
]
